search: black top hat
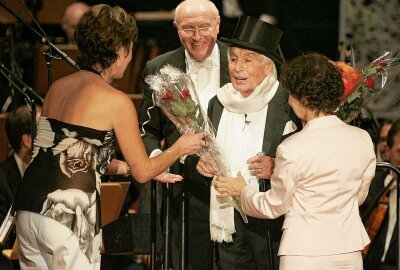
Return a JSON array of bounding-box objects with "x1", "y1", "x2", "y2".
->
[{"x1": 221, "y1": 16, "x2": 283, "y2": 65}]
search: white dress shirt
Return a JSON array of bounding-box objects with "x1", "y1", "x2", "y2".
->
[{"x1": 185, "y1": 45, "x2": 220, "y2": 117}]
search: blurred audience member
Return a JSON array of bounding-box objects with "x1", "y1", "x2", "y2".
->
[
  {"x1": 377, "y1": 119, "x2": 393, "y2": 162},
  {"x1": 0, "y1": 104, "x2": 41, "y2": 270},
  {"x1": 61, "y1": 2, "x2": 90, "y2": 43}
]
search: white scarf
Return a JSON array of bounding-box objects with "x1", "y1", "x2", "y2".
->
[
  {"x1": 216, "y1": 73, "x2": 279, "y2": 113},
  {"x1": 210, "y1": 74, "x2": 278, "y2": 242}
]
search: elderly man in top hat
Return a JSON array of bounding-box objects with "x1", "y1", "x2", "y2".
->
[{"x1": 196, "y1": 16, "x2": 300, "y2": 269}]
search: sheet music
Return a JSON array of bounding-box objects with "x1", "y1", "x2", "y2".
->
[{"x1": 0, "y1": 205, "x2": 15, "y2": 246}]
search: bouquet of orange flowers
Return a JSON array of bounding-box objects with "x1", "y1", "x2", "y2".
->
[
  {"x1": 333, "y1": 51, "x2": 400, "y2": 123},
  {"x1": 145, "y1": 65, "x2": 248, "y2": 223}
]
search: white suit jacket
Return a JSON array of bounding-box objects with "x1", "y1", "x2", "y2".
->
[{"x1": 241, "y1": 115, "x2": 376, "y2": 256}]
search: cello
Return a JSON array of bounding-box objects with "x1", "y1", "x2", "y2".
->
[{"x1": 361, "y1": 172, "x2": 396, "y2": 258}]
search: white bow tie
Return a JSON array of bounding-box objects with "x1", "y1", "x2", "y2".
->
[{"x1": 193, "y1": 58, "x2": 213, "y2": 71}]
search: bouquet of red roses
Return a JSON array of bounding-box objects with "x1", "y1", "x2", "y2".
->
[
  {"x1": 145, "y1": 65, "x2": 248, "y2": 223},
  {"x1": 333, "y1": 51, "x2": 400, "y2": 123}
]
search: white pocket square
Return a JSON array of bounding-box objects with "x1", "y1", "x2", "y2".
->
[{"x1": 283, "y1": 120, "x2": 297, "y2": 135}]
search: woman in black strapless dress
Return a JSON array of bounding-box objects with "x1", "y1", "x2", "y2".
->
[{"x1": 14, "y1": 4, "x2": 207, "y2": 270}]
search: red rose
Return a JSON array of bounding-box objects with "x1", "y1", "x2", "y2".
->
[
  {"x1": 162, "y1": 90, "x2": 174, "y2": 102},
  {"x1": 376, "y1": 60, "x2": 387, "y2": 71},
  {"x1": 364, "y1": 76, "x2": 375, "y2": 89},
  {"x1": 180, "y1": 89, "x2": 191, "y2": 101}
]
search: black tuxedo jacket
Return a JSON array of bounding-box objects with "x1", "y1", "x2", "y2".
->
[
  {"x1": 138, "y1": 41, "x2": 230, "y2": 220},
  {"x1": 0, "y1": 155, "x2": 21, "y2": 268},
  {"x1": 0, "y1": 156, "x2": 21, "y2": 223}
]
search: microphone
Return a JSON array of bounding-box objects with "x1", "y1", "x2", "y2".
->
[
  {"x1": 0, "y1": 63, "x2": 44, "y2": 104},
  {"x1": 242, "y1": 114, "x2": 252, "y2": 131},
  {"x1": 0, "y1": 1, "x2": 80, "y2": 71},
  {"x1": 43, "y1": 39, "x2": 80, "y2": 70}
]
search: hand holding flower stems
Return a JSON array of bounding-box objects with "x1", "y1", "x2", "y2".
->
[
  {"x1": 151, "y1": 133, "x2": 210, "y2": 183},
  {"x1": 145, "y1": 65, "x2": 248, "y2": 222},
  {"x1": 333, "y1": 51, "x2": 400, "y2": 123},
  {"x1": 214, "y1": 171, "x2": 247, "y2": 199},
  {"x1": 196, "y1": 156, "x2": 219, "y2": 178}
]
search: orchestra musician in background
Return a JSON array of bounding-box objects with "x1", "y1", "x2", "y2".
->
[{"x1": 362, "y1": 119, "x2": 400, "y2": 270}]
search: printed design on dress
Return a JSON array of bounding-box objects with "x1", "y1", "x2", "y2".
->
[{"x1": 39, "y1": 125, "x2": 114, "y2": 261}]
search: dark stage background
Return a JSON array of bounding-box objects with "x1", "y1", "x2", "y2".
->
[{"x1": 0, "y1": 0, "x2": 340, "y2": 163}]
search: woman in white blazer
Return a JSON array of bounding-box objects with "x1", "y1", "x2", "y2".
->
[{"x1": 213, "y1": 53, "x2": 377, "y2": 270}]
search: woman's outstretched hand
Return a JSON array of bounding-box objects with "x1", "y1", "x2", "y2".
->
[
  {"x1": 176, "y1": 131, "x2": 209, "y2": 156},
  {"x1": 153, "y1": 172, "x2": 183, "y2": 183}
]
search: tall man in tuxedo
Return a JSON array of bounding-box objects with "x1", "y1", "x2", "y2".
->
[
  {"x1": 138, "y1": 0, "x2": 230, "y2": 269},
  {"x1": 0, "y1": 105, "x2": 39, "y2": 270}
]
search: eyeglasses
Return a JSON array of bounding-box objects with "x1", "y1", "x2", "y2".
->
[{"x1": 177, "y1": 21, "x2": 217, "y2": 36}]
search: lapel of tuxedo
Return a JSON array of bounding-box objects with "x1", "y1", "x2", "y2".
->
[
  {"x1": 165, "y1": 47, "x2": 186, "y2": 71},
  {"x1": 6, "y1": 156, "x2": 22, "y2": 196},
  {"x1": 217, "y1": 41, "x2": 230, "y2": 87},
  {"x1": 262, "y1": 85, "x2": 290, "y2": 157},
  {"x1": 208, "y1": 97, "x2": 224, "y2": 134}
]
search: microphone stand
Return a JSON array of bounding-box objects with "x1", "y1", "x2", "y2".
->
[
  {"x1": 0, "y1": 64, "x2": 43, "y2": 104},
  {"x1": 0, "y1": 1, "x2": 80, "y2": 90},
  {"x1": 150, "y1": 180, "x2": 157, "y2": 270},
  {"x1": 257, "y1": 152, "x2": 275, "y2": 270},
  {"x1": 0, "y1": 64, "x2": 39, "y2": 149}
]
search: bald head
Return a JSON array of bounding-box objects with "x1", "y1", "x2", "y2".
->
[
  {"x1": 174, "y1": 0, "x2": 219, "y2": 24},
  {"x1": 62, "y1": 2, "x2": 90, "y2": 42}
]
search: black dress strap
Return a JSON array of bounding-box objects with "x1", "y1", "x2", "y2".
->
[{"x1": 82, "y1": 66, "x2": 102, "y2": 77}]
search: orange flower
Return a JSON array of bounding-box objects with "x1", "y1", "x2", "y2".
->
[
  {"x1": 333, "y1": 51, "x2": 400, "y2": 124},
  {"x1": 334, "y1": 61, "x2": 362, "y2": 101}
]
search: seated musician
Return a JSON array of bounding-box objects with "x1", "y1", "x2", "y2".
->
[{"x1": 362, "y1": 119, "x2": 400, "y2": 270}]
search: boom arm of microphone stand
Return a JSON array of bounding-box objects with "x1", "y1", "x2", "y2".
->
[
  {"x1": 0, "y1": 1, "x2": 80, "y2": 71},
  {"x1": 0, "y1": 68, "x2": 31, "y2": 104},
  {"x1": 0, "y1": 63, "x2": 43, "y2": 104},
  {"x1": 0, "y1": 66, "x2": 38, "y2": 149}
]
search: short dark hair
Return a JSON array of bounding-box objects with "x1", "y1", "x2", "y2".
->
[
  {"x1": 387, "y1": 119, "x2": 400, "y2": 148},
  {"x1": 5, "y1": 105, "x2": 32, "y2": 152},
  {"x1": 279, "y1": 53, "x2": 344, "y2": 115},
  {"x1": 75, "y1": 4, "x2": 138, "y2": 70}
]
